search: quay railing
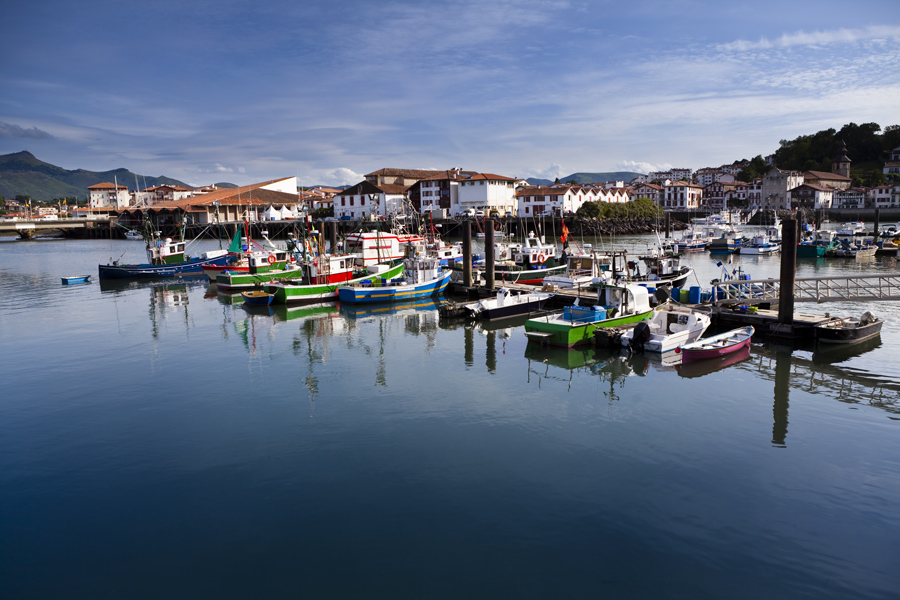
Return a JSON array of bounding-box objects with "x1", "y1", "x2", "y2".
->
[{"x1": 710, "y1": 273, "x2": 900, "y2": 304}]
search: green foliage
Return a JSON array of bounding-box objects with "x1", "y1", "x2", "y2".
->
[
  {"x1": 772, "y1": 122, "x2": 899, "y2": 176},
  {"x1": 576, "y1": 198, "x2": 663, "y2": 220},
  {"x1": 737, "y1": 155, "x2": 770, "y2": 182}
]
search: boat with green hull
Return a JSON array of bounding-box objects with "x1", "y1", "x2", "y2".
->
[
  {"x1": 524, "y1": 282, "x2": 653, "y2": 348},
  {"x1": 265, "y1": 261, "x2": 404, "y2": 304},
  {"x1": 215, "y1": 254, "x2": 303, "y2": 291}
]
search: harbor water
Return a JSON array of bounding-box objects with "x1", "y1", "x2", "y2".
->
[{"x1": 1, "y1": 232, "x2": 899, "y2": 599}]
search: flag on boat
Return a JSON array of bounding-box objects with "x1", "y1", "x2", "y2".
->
[{"x1": 561, "y1": 222, "x2": 569, "y2": 243}]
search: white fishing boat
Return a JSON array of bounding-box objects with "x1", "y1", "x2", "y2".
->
[
  {"x1": 620, "y1": 303, "x2": 712, "y2": 353},
  {"x1": 461, "y1": 287, "x2": 555, "y2": 321}
]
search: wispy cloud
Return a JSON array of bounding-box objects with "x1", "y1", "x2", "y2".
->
[
  {"x1": 0, "y1": 121, "x2": 54, "y2": 139},
  {"x1": 718, "y1": 25, "x2": 900, "y2": 52}
]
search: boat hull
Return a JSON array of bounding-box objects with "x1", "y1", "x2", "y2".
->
[
  {"x1": 215, "y1": 266, "x2": 303, "y2": 290},
  {"x1": 679, "y1": 326, "x2": 754, "y2": 363},
  {"x1": 797, "y1": 244, "x2": 826, "y2": 258},
  {"x1": 99, "y1": 255, "x2": 230, "y2": 279},
  {"x1": 464, "y1": 292, "x2": 553, "y2": 321},
  {"x1": 490, "y1": 264, "x2": 566, "y2": 285},
  {"x1": 241, "y1": 291, "x2": 274, "y2": 305},
  {"x1": 62, "y1": 275, "x2": 91, "y2": 285},
  {"x1": 265, "y1": 264, "x2": 405, "y2": 304},
  {"x1": 338, "y1": 271, "x2": 451, "y2": 304},
  {"x1": 816, "y1": 319, "x2": 883, "y2": 344},
  {"x1": 525, "y1": 309, "x2": 653, "y2": 348}
]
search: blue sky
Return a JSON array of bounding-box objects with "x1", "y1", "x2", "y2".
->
[{"x1": 1, "y1": 0, "x2": 898, "y2": 188}]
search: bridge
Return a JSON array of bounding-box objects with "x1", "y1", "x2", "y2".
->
[
  {"x1": 0, "y1": 218, "x2": 94, "y2": 239},
  {"x1": 711, "y1": 273, "x2": 900, "y2": 304}
]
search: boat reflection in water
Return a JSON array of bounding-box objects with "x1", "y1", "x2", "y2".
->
[
  {"x1": 524, "y1": 344, "x2": 681, "y2": 398},
  {"x1": 273, "y1": 302, "x2": 339, "y2": 323},
  {"x1": 675, "y1": 345, "x2": 751, "y2": 378},
  {"x1": 811, "y1": 334, "x2": 881, "y2": 365},
  {"x1": 339, "y1": 298, "x2": 446, "y2": 320}
]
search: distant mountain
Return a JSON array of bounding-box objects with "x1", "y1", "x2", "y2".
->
[
  {"x1": 212, "y1": 182, "x2": 238, "y2": 189},
  {"x1": 0, "y1": 151, "x2": 193, "y2": 201},
  {"x1": 526, "y1": 171, "x2": 643, "y2": 187}
]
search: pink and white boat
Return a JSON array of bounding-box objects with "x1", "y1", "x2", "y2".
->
[{"x1": 675, "y1": 326, "x2": 753, "y2": 364}]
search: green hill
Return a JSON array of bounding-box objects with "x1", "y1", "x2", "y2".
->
[
  {"x1": 526, "y1": 171, "x2": 643, "y2": 186},
  {"x1": 0, "y1": 151, "x2": 193, "y2": 201}
]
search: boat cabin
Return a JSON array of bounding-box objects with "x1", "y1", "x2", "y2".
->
[
  {"x1": 344, "y1": 230, "x2": 425, "y2": 266},
  {"x1": 248, "y1": 250, "x2": 290, "y2": 273},
  {"x1": 147, "y1": 237, "x2": 186, "y2": 265},
  {"x1": 590, "y1": 282, "x2": 652, "y2": 318}
]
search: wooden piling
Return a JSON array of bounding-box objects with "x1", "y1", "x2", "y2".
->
[
  {"x1": 463, "y1": 221, "x2": 472, "y2": 288},
  {"x1": 485, "y1": 219, "x2": 495, "y2": 290},
  {"x1": 777, "y1": 217, "x2": 798, "y2": 326}
]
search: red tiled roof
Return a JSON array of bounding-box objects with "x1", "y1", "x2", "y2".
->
[
  {"x1": 803, "y1": 170, "x2": 851, "y2": 181},
  {"x1": 88, "y1": 182, "x2": 128, "y2": 190}
]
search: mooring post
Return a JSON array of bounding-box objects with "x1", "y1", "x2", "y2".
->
[
  {"x1": 874, "y1": 208, "x2": 881, "y2": 242},
  {"x1": 485, "y1": 219, "x2": 495, "y2": 290},
  {"x1": 329, "y1": 221, "x2": 338, "y2": 253},
  {"x1": 463, "y1": 221, "x2": 472, "y2": 288},
  {"x1": 778, "y1": 217, "x2": 798, "y2": 326},
  {"x1": 665, "y1": 212, "x2": 670, "y2": 237}
]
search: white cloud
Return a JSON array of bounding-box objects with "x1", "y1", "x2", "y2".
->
[
  {"x1": 0, "y1": 121, "x2": 54, "y2": 139},
  {"x1": 306, "y1": 167, "x2": 362, "y2": 187},
  {"x1": 616, "y1": 160, "x2": 668, "y2": 174},
  {"x1": 718, "y1": 25, "x2": 900, "y2": 52}
]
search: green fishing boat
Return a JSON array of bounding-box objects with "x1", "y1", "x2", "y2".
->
[
  {"x1": 215, "y1": 253, "x2": 303, "y2": 291},
  {"x1": 524, "y1": 282, "x2": 653, "y2": 348}
]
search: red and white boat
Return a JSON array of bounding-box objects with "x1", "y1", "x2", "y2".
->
[{"x1": 675, "y1": 326, "x2": 753, "y2": 363}]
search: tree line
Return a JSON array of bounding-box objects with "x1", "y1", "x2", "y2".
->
[{"x1": 736, "y1": 122, "x2": 900, "y2": 187}]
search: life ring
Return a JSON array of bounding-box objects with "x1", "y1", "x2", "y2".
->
[
  {"x1": 267, "y1": 255, "x2": 276, "y2": 265},
  {"x1": 537, "y1": 253, "x2": 545, "y2": 263}
]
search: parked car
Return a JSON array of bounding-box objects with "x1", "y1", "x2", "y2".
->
[{"x1": 475, "y1": 210, "x2": 485, "y2": 218}]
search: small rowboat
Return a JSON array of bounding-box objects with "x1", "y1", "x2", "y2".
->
[
  {"x1": 676, "y1": 325, "x2": 753, "y2": 363},
  {"x1": 241, "y1": 290, "x2": 274, "y2": 305},
  {"x1": 61, "y1": 275, "x2": 91, "y2": 285},
  {"x1": 815, "y1": 312, "x2": 883, "y2": 344}
]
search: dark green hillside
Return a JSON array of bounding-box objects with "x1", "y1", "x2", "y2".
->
[
  {"x1": 773, "y1": 122, "x2": 900, "y2": 185},
  {"x1": 0, "y1": 151, "x2": 192, "y2": 201},
  {"x1": 527, "y1": 171, "x2": 643, "y2": 186}
]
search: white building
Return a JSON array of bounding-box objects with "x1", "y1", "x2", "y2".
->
[
  {"x1": 334, "y1": 181, "x2": 408, "y2": 220},
  {"x1": 868, "y1": 185, "x2": 896, "y2": 208},
  {"x1": 883, "y1": 146, "x2": 900, "y2": 175},
  {"x1": 455, "y1": 173, "x2": 518, "y2": 216},
  {"x1": 88, "y1": 182, "x2": 130, "y2": 209},
  {"x1": 788, "y1": 183, "x2": 834, "y2": 210},
  {"x1": 663, "y1": 181, "x2": 703, "y2": 210},
  {"x1": 833, "y1": 187, "x2": 867, "y2": 210},
  {"x1": 132, "y1": 184, "x2": 195, "y2": 207}
]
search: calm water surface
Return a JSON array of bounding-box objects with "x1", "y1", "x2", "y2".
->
[{"x1": 1, "y1": 233, "x2": 899, "y2": 599}]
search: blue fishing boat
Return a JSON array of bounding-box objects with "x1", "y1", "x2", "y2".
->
[
  {"x1": 99, "y1": 235, "x2": 232, "y2": 279},
  {"x1": 337, "y1": 255, "x2": 451, "y2": 304},
  {"x1": 240, "y1": 290, "x2": 275, "y2": 306},
  {"x1": 61, "y1": 275, "x2": 91, "y2": 285}
]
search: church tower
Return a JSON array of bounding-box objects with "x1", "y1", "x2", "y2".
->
[{"x1": 832, "y1": 139, "x2": 851, "y2": 178}]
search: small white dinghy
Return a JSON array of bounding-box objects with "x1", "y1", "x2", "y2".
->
[{"x1": 620, "y1": 302, "x2": 712, "y2": 353}]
